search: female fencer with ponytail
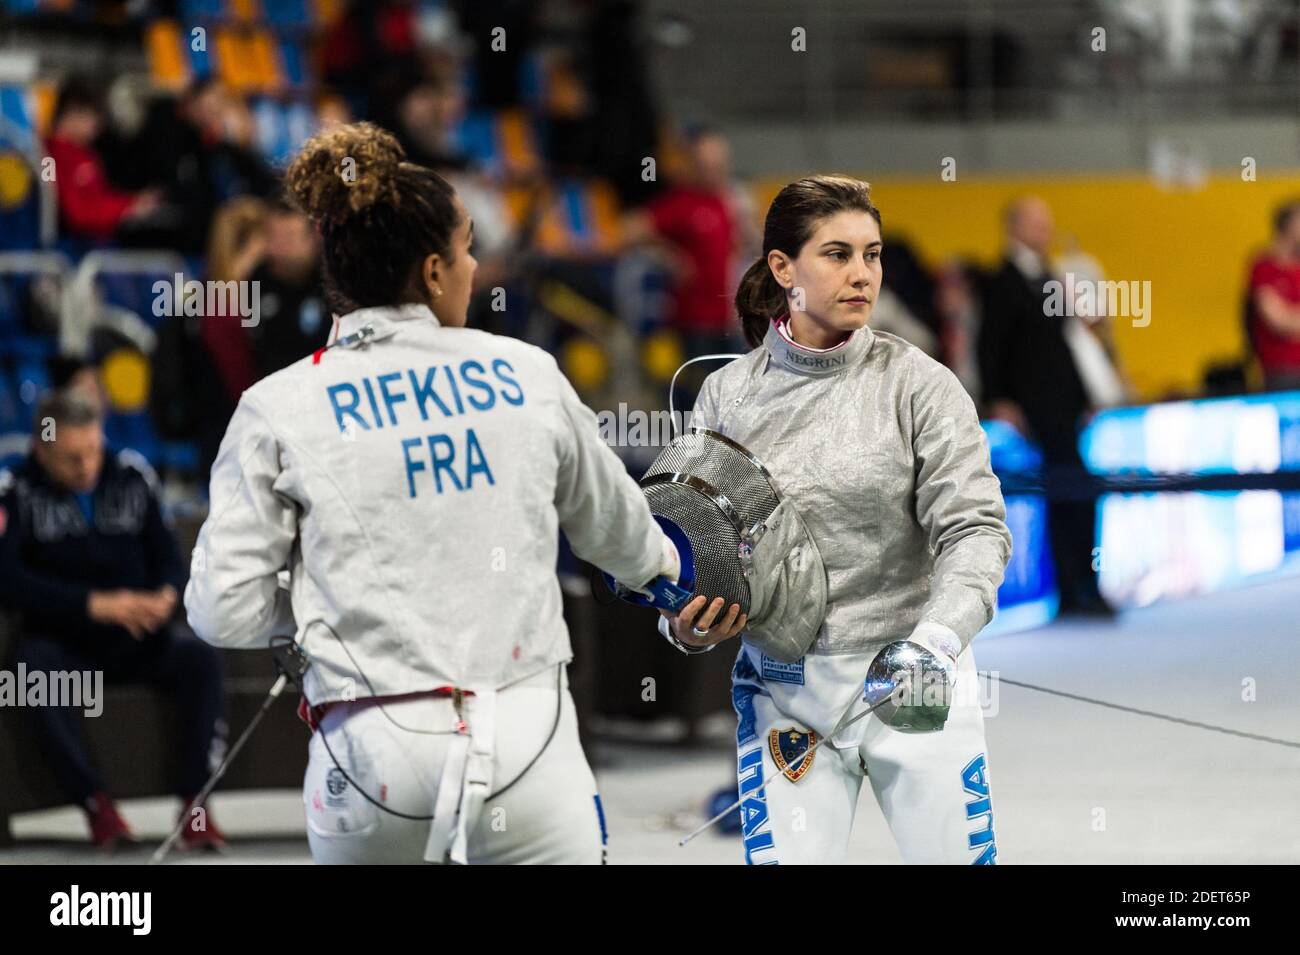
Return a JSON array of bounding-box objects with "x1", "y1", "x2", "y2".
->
[
  {"x1": 658, "y1": 175, "x2": 1012, "y2": 864},
  {"x1": 185, "y1": 123, "x2": 683, "y2": 864}
]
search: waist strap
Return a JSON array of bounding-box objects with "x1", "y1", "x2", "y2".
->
[{"x1": 297, "y1": 685, "x2": 474, "y2": 734}]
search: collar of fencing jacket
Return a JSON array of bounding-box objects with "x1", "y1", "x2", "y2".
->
[
  {"x1": 327, "y1": 302, "x2": 442, "y2": 348},
  {"x1": 763, "y1": 312, "x2": 873, "y2": 377}
]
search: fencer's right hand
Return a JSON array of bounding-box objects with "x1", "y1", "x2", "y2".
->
[{"x1": 660, "y1": 595, "x2": 747, "y2": 649}]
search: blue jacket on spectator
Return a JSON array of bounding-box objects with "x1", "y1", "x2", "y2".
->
[{"x1": 0, "y1": 450, "x2": 185, "y2": 651}]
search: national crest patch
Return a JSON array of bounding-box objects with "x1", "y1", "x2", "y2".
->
[{"x1": 768, "y1": 727, "x2": 817, "y2": 782}]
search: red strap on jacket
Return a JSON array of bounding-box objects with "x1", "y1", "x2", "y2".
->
[{"x1": 296, "y1": 686, "x2": 475, "y2": 733}]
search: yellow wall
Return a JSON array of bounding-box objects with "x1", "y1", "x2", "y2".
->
[{"x1": 754, "y1": 173, "x2": 1300, "y2": 400}]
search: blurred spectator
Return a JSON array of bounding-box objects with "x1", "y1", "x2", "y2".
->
[
  {"x1": 244, "y1": 202, "x2": 326, "y2": 380},
  {"x1": 200, "y1": 198, "x2": 270, "y2": 403},
  {"x1": 322, "y1": 0, "x2": 427, "y2": 111},
  {"x1": 148, "y1": 198, "x2": 269, "y2": 475},
  {"x1": 126, "y1": 78, "x2": 279, "y2": 253},
  {"x1": 1246, "y1": 200, "x2": 1300, "y2": 392},
  {"x1": 0, "y1": 389, "x2": 226, "y2": 851},
  {"x1": 622, "y1": 126, "x2": 744, "y2": 361},
  {"x1": 316, "y1": 91, "x2": 355, "y2": 130},
  {"x1": 881, "y1": 238, "x2": 942, "y2": 342},
  {"x1": 47, "y1": 357, "x2": 107, "y2": 414},
  {"x1": 586, "y1": 0, "x2": 663, "y2": 206},
  {"x1": 1055, "y1": 236, "x2": 1134, "y2": 407},
  {"x1": 979, "y1": 196, "x2": 1113, "y2": 616},
  {"x1": 45, "y1": 76, "x2": 162, "y2": 245},
  {"x1": 935, "y1": 259, "x2": 984, "y2": 400},
  {"x1": 384, "y1": 72, "x2": 473, "y2": 172},
  {"x1": 870, "y1": 285, "x2": 939, "y2": 356}
]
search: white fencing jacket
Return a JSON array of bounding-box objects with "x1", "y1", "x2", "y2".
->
[{"x1": 185, "y1": 303, "x2": 666, "y2": 704}]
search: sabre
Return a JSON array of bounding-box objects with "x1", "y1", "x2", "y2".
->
[
  {"x1": 149, "y1": 673, "x2": 293, "y2": 864},
  {"x1": 678, "y1": 682, "x2": 899, "y2": 847},
  {"x1": 150, "y1": 637, "x2": 309, "y2": 864}
]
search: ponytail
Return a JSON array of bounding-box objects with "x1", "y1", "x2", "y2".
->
[{"x1": 734, "y1": 255, "x2": 785, "y2": 348}]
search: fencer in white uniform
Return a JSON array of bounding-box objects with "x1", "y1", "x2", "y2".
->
[
  {"x1": 659, "y1": 176, "x2": 1012, "y2": 864},
  {"x1": 185, "y1": 123, "x2": 679, "y2": 864}
]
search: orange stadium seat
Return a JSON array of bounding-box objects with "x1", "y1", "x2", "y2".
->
[
  {"x1": 495, "y1": 108, "x2": 541, "y2": 179},
  {"x1": 312, "y1": 0, "x2": 343, "y2": 28},
  {"x1": 146, "y1": 20, "x2": 192, "y2": 91},
  {"x1": 29, "y1": 82, "x2": 56, "y2": 140},
  {"x1": 249, "y1": 28, "x2": 284, "y2": 93},
  {"x1": 227, "y1": 0, "x2": 262, "y2": 25},
  {"x1": 532, "y1": 180, "x2": 624, "y2": 258}
]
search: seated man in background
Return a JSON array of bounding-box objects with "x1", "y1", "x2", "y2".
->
[{"x1": 0, "y1": 389, "x2": 227, "y2": 851}]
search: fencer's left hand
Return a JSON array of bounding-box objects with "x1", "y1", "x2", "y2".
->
[{"x1": 660, "y1": 595, "x2": 747, "y2": 648}]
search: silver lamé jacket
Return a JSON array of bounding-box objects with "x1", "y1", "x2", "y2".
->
[{"x1": 693, "y1": 316, "x2": 1012, "y2": 657}]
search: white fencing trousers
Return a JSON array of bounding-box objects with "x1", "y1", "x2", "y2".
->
[
  {"x1": 732, "y1": 647, "x2": 1000, "y2": 865},
  {"x1": 303, "y1": 666, "x2": 608, "y2": 864}
]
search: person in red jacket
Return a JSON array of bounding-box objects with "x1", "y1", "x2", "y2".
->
[
  {"x1": 44, "y1": 77, "x2": 161, "y2": 244},
  {"x1": 1247, "y1": 201, "x2": 1300, "y2": 392}
]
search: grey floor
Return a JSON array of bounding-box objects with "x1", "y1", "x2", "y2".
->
[{"x1": 5, "y1": 574, "x2": 1298, "y2": 865}]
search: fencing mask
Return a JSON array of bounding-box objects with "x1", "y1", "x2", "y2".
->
[{"x1": 607, "y1": 427, "x2": 828, "y2": 663}]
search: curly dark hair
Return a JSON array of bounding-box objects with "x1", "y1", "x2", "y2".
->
[{"x1": 283, "y1": 121, "x2": 460, "y2": 315}]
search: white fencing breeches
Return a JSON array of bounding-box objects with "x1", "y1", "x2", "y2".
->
[
  {"x1": 303, "y1": 667, "x2": 608, "y2": 864},
  {"x1": 731, "y1": 646, "x2": 1000, "y2": 865}
]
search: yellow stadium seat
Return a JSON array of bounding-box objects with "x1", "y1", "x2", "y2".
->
[
  {"x1": 560, "y1": 337, "x2": 609, "y2": 392},
  {"x1": 0, "y1": 153, "x2": 33, "y2": 211},
  {"x1": 102, "y1": 348, "x2": 151, "y2": 414}
]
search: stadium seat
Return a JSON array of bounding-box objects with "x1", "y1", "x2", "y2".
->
[
  {"x1": 0, "y1": 154, "x2": 41, "y2": 252},
  {"x1": 531, "y1": 179, "x2": 623, "y2": 258},
  {"x1": 145, "y1": 19, "x2": 192, "y2": 91},
  {"x1": 0, "y1": 87, "x2": 35, "y2": 151},
  {"x1": 228, "y1": 0, "x2": 261, "y2": 25},
  {"x1": 11, "y1": 337, "x2": 52, "y2": 422},
  {"x1": 0, "y1": 368, "x2": 21, "y2": 434},
  {"x1": 264, "y1": 0, "x2": 311, "y2": 30},
  {"x1": 277, "y1": 38, "x2": 308, "y2": 87}
]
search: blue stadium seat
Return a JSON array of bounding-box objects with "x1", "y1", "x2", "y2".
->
[
  {"x1": 0, "y1": 275, "x2": 28, "y2": 337},
  {"x1": 0, "y1": 367, "x2": 21, "y2": 434},
  {"x1": 12, "y1": 338, "x2": 52, "y2": 421},
  {"x1": 161, "y1": 441, "x2": 201, "y2": 474},
  {"x1": 98, "y1": 272, "x2": 174, "y2": 328},
  {"x1": 252, "y1": 97, "x2": 289, "y2": 164},
  {"x1": 456, "y1": 109, "x2": 501, "y2": 170},
  {"x1": 0, "y1": 158, "x2": 41, "y2": 251},
  {"x1": 188, "y1": 30, "x2": 216, "y2": 80},
  {"x1": 0, "y1": 87, "x2": 35, "y2": 151},
  {"x1": 278, "y1": 38, "x2": 308, "y2": 86},
  {"x1": 264, "y1": 0, "x2": 311, "y2": 29},
  {"x1": 0, "y1": 437, "x2": 27, "y2": 475},
  {"x1": 104, "y1": 411, "x2": 162, "y2": 468}
]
